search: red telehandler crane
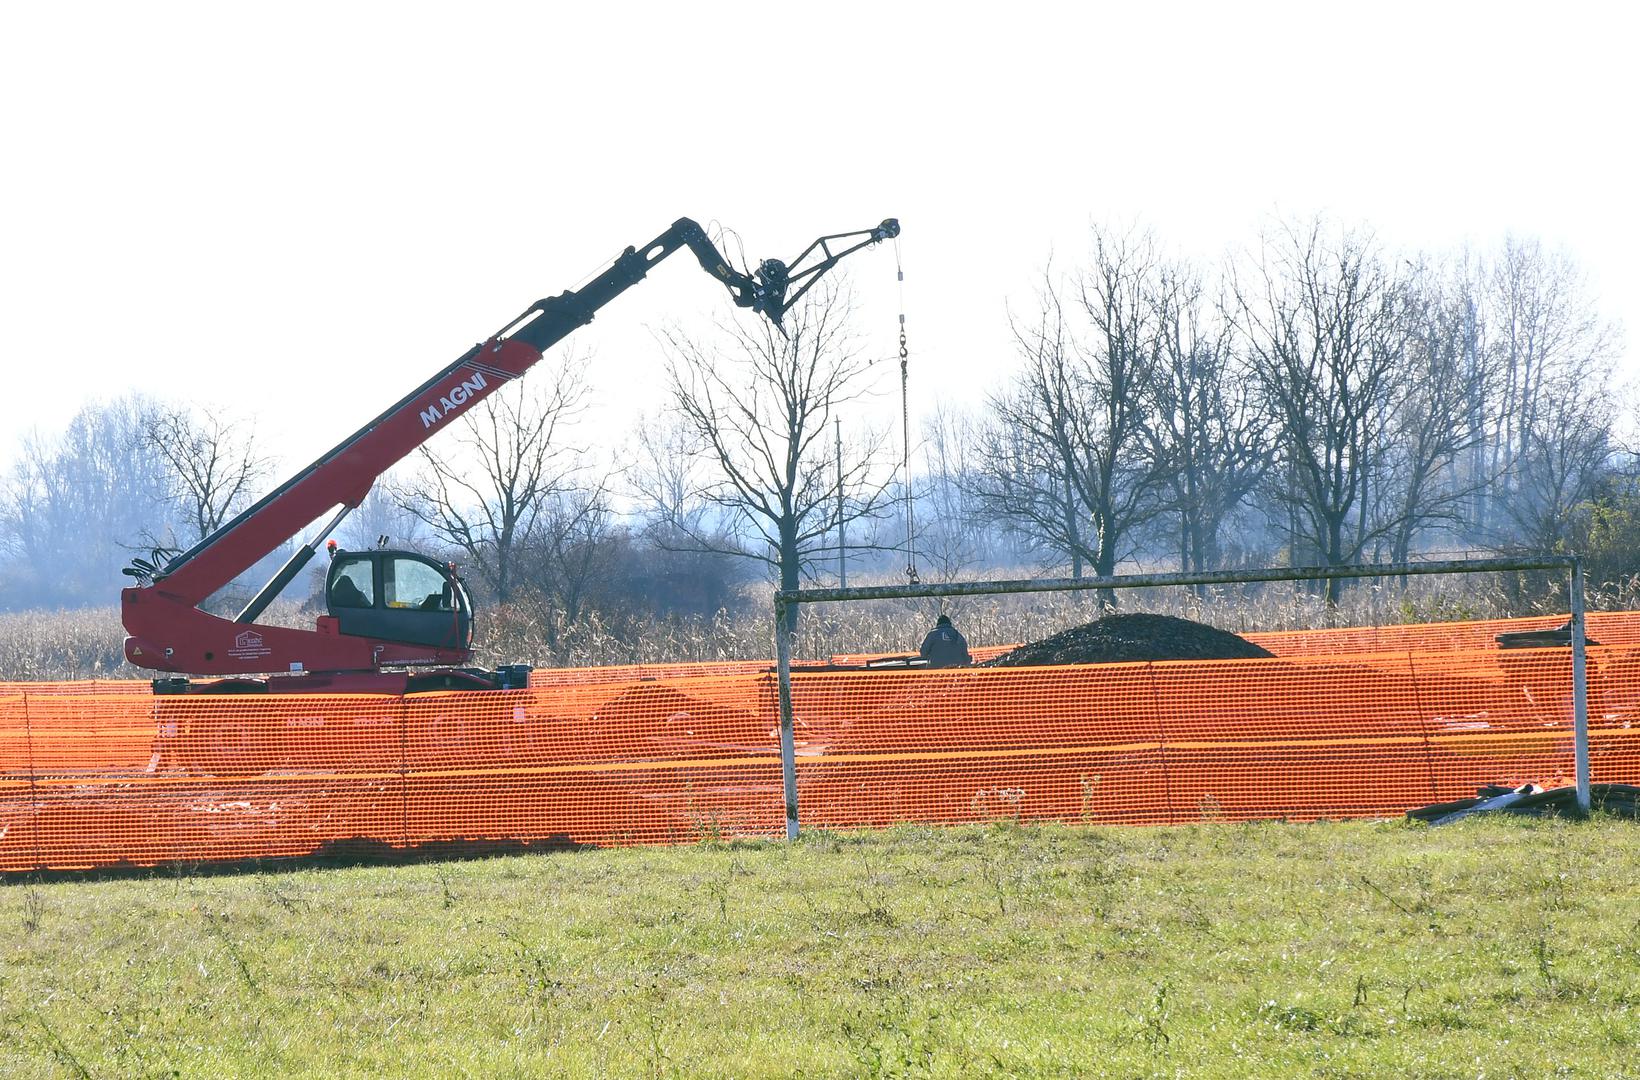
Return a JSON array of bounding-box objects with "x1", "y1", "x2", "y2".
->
[{"x1": 122, "y1": 216, "x2": 900, "y2": 694}]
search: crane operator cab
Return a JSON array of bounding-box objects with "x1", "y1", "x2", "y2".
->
[{"x1": 324, "y1": 548, "x2": 473, "y2": 651}]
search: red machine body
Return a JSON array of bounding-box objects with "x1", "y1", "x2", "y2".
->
[{"x1": 123, "y1": 338, "x2": 541, "y2": 679}]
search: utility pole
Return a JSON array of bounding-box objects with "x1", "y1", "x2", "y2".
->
[{"x1": 836, "y1": 415, "x2": 846, "y2": 588}]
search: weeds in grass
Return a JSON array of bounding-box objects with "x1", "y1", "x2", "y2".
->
[
  {"x1": 20, "y1": 885, "x2": 43, "y2": 933},
  {"x1": 970, "y1": 786, "x2": 1026, "y2": 823},
  {"x1": 1139, "y1": 982, "x2": 1171, "y2": 1048},
  {"x1": 637, "y1": 1008, "x2": 673, "y2": 1080},
  {"x1": 1078, "y1": 773, "x2": 1100, "y2": 825},
  {"x1": 204, "y1": 912, "x2": 260, "y2": 992},
  {"x1": 682, "y1": 781, "x2": 726, "y2": 845},
  {"x1": 1077, "y1": 849, "x2": 1123, "y2": 919},
  {"x1": 841, "y1": 993, "x2": 937, "y2": 1078},
  {"x1": 1258, "y1": 998, "x2": 1325, "y2": 1033},
  {"x1": 32, "y1": 1012, "x2": 92, "y2": 1080},
  {"x1": 260, "y1": 877, "x2": 303, "y2": 914},
  {"x1": 432, "y1": 867, "x2": 458, "y2": 911},
  {"x1": 1534, "y1": 932, "x2": 1558, "y2": 992},
  {"x1": 502, "y1": 928, "x2": 564, "y2": 1005},
  {"x1": 1357, "y1": 874, "x2": 1439, "y2": 933},
  {"x1": 704, "y1": 868, "x2": 730, "y2": 922},
  {"x1": 1174, "y1": 897, "x2": 1219, "y2": 939},
  {"x1": 853, "y1": 852, "x2": 897, "y2": 928},
  {"x1": 976, "y1": 857, "x2": 1012, "y2": 919},
  {"x1": 1399, "y1": 977, "x2": 1428, "y2": 1015}
]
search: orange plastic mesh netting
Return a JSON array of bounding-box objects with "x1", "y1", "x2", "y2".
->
[{"x1": 3, "y1": 612, "x2": 1638, "y2": 872}]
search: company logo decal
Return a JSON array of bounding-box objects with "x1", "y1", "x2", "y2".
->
[
  {"x1": 419, "y1": 371, "x2": 489, "y2": 428},
  {"x1": 228, "y1": 629, "x2": 271, "y2": 660}
]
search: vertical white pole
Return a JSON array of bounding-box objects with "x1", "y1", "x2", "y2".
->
[
  {"x1": 775, "y1": 598, "x2": 800, "y2": 839},
  {"x1": 836, "y1": 416, "x2": 846, "y2": 589},
  {"x1": 1570, "y1": 560, "x2": 1591, "y2": 813}
]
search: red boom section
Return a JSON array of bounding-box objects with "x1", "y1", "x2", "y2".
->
[
  {"x1": 151, "y1": 337, "x2": 538, "y2": 605},
  {"x1": 122, "y1": 338, "x2": 540, "y2": 674}
]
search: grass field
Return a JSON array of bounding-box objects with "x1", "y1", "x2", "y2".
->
[{"x1": 2, "y1": 818, "x2": 1637, "y2": 1078}]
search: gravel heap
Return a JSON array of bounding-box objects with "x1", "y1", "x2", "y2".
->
[{"x1": 982, "y1": 612, "x2": 1274, "y2": 668}]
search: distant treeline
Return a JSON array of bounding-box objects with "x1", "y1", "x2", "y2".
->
[{"x1": 1, "y1": 218, "x2": 1633, "y2": 627}]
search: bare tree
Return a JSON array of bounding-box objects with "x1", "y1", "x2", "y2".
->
[
  {"x1": 394, "y1": 351, "x2": 591, "y2": 603},
  {"x1": 1504, "y1": 368, "x2": 1615, "y2": 552},
  {"x1": 1483, "y1": 237, "x2": 1618, "y2": 539},
  {"x1": 969, "y1": 279, "x2": 1084, "y2": 576},
  {"x1": 1144, "y1": 262, "x2": 1271, "y2": 574},
  {"x1": 1235, "y1": 220, "x2": 1407, "y2": 604},
  {"x1": 914, "y1": 404, "x2": 996, "y2": 580},
  {"x1": 142, "y1": 403, "x2": 271, "y2": 546},
  {"x1": 1, "y1": 397, "x2": 176, "y2": 608},
  {"x1": 972, "y1": 231, "x2": 1168, "y2": 601},
  {"x1": 337, "y1": 477, "x2": 428, "y2": 552},
  {"x1": 631, "y1": 414, "x2": 742, "y2": 556},
  {"x1": 516, "y1": 482, "x2": 620, "y2": 633},
  {"x1": 656, "y1": 281, "x2": 892, "y2": 634},
  {"x1": 1373, "y1": 261, "x2": 1497, "y2": 564}
]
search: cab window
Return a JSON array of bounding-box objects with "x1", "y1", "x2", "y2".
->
[
  {"x1": 330, "y1": 559, "x2": 375, "y2": 607},
  {"x1": 385, "y1": 556, "x2": 451, "y2": 611}
]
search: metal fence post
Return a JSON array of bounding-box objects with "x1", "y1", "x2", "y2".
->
[
  {"x1": 22, "y1": 687, "x2": 41, "y2": 872},
  {"x1": 774, "y1": 597, "x2": 800, "y2": 839},
  {"x1": 1570, "y1": 559, "x2": 1591, "y2": 813}
]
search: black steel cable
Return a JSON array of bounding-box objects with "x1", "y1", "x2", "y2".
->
[{"x1": 895, "y1": 236, "x2": 918, "y2": 585}]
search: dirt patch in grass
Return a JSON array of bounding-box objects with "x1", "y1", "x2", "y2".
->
[{"x1": 983, "y1": 612, "x2": 1274, "y2": 667}]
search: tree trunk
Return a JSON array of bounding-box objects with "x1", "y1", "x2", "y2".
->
[
  {"x1": 1062, "y1": 474, "x2": 1083, "y2": 579},
  {"x1": 1094, "y1": 519, "x2": 1118, "y2": 609},
  {"x1": 779, "y1": 517, "x2": 802, "y2": 638},
  {"x1": 1324, "y1": 513, "x2": 1345, "y2": 609}
]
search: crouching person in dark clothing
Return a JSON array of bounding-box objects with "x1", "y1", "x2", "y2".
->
[{"x1": 919, "y1": 614, "x2": 972, "y2": 668}]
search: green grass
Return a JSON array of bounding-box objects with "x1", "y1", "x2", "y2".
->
[{"x1": 2, "y1": 818, "x2": 1638, "y2": 1078}]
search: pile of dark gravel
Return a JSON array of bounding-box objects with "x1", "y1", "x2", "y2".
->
[{"x1": 982, "y1": 612, "x2": 1274, "y2": 668}]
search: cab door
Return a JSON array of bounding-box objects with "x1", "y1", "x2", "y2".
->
[{"x1": 326, "y1": 551, "x2": 471, "y2": 650}]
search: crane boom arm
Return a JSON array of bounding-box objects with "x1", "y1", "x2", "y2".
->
[{"x1": 139, "y1": 216, "x2": 899, "y2": 609}]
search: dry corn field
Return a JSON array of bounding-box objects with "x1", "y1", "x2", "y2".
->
[{"x1": 3, "y1": 570, "x2": 1627, "y2": 682}]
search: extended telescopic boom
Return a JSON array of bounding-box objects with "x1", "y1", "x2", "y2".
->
[{"x1": 122, "y1": 216, "x2": 898, "y2": 679}]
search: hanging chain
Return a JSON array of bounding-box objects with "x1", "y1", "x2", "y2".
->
[{"x1": 896, "y1": 238, "x2": 918, "y2": 585}]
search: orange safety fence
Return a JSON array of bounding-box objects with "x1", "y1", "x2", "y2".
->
[
  {"x1": 526, "y1": 660, "x2": 784, "y2": 688},
  {"x1": 826, "y1": 646, "x2": 1017, "y2": 666},
  {"x1": 1246, "y1": 610, "x2": 1640, "y2": 655},
  {"x1": 3, "y1": 612, "x2": 1638, "y2": 872}
]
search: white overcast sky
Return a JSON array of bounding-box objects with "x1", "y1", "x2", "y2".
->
[{"x1": 1, "y1": 1, "x2": 1634, "y2": 484}]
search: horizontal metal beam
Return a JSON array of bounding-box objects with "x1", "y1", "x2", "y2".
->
[{"x1": 777, "y1": 556, "x2": 1578, "y2": 607}]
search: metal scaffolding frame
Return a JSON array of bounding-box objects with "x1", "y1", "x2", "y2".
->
[{"x1": 771, "y1": 556, "x2": 1591, "y2": 838}]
